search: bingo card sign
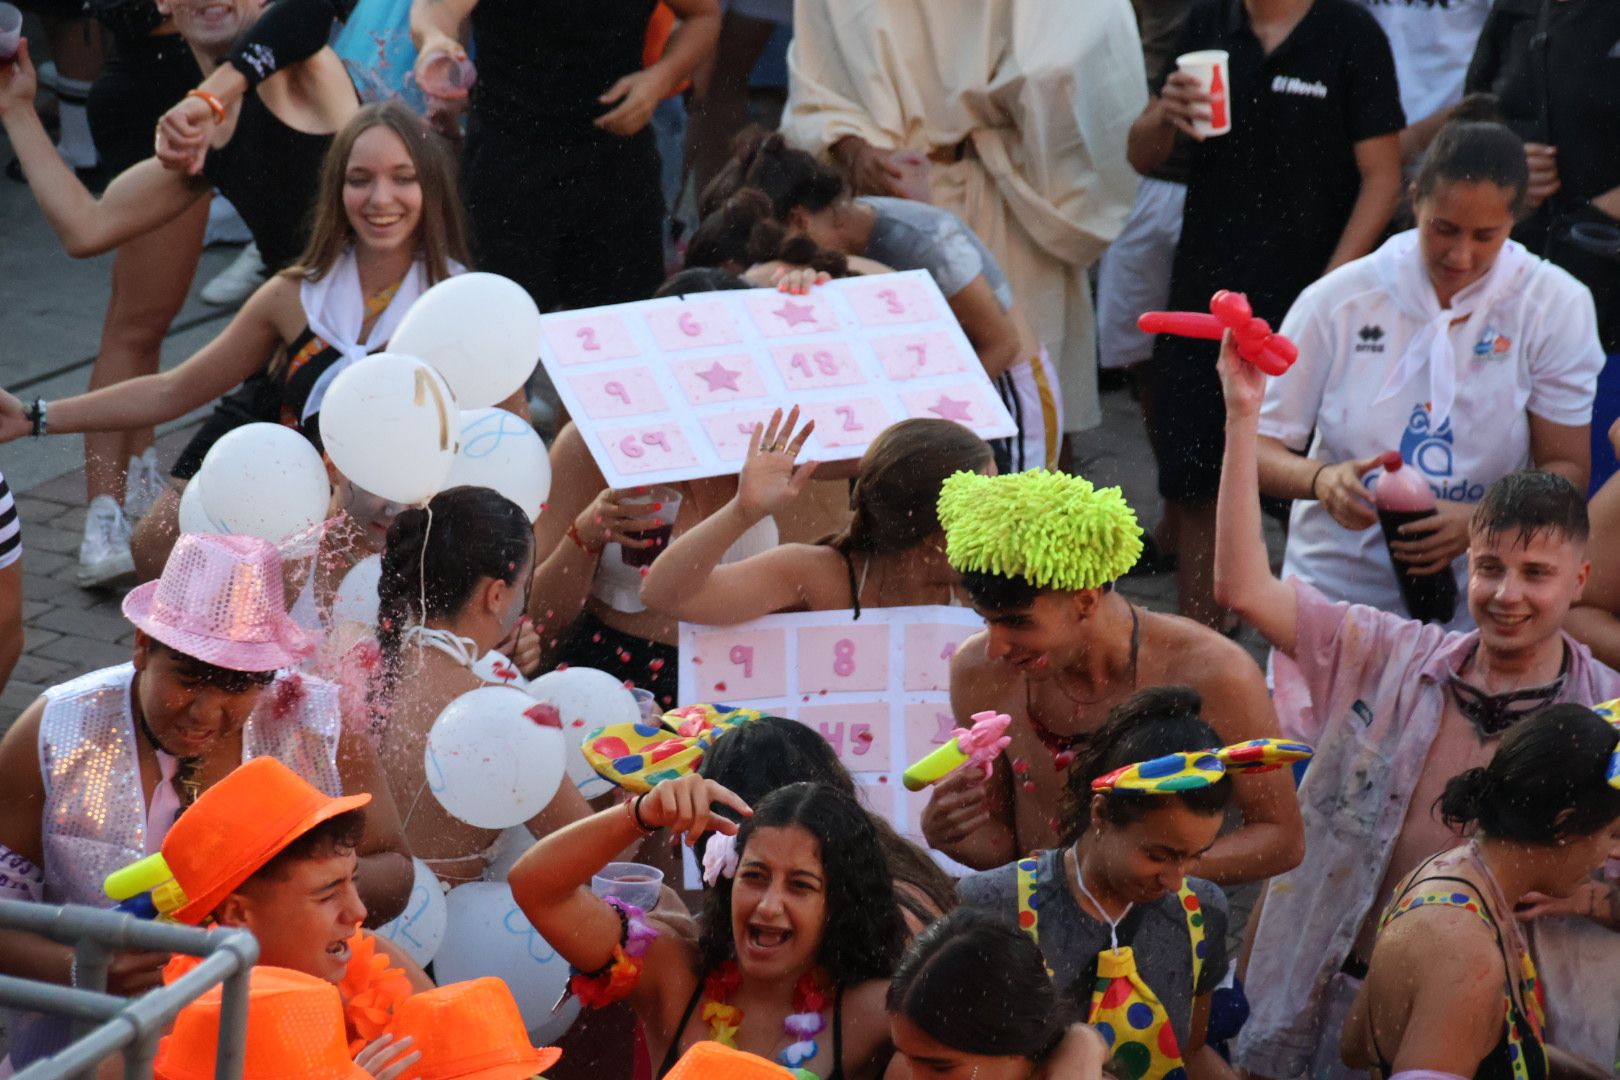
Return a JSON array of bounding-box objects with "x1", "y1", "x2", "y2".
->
[
  {"x1": 537, "y1": 270, "x2": 1017, "y2": 488},
  {"x1": 678, "y1": 605, "x2": 985, "y2": 858}
]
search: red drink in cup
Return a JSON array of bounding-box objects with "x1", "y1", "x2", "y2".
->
[
  {"x1": 619, "y1": 485, "x2": 681, "y2": 569},
  {"x1": 1375, "y1": 451, "x2": 1458, "y2": 624},
  {"x1": 0, "y1": 3, "x2": 23, "y2": 68},
  {"x1": 1175, "y1": 49, "x2": 1231, "y2": 137}
]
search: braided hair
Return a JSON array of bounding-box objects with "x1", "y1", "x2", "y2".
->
[{"x1": 374, "y1": 486, "x2": 532, "y2": 696}]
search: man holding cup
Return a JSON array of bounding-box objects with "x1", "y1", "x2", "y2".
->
[{"x1": 1123, "y1": 0, "x2": 1405, "y2": 631}]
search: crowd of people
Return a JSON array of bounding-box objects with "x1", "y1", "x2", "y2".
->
[{"x1": 0, "y1": 0, "x2": 1618, "y2": 1077}]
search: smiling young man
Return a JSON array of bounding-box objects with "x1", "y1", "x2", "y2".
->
[
  {"x1": 1213, "y1": 336, "x2": 1620, "y2": 1077},
  {"x1": 922, "y1": 468, "x2": 1304, "y2": 886},
  {"x1": 0, "y1": 533, "x2": 410, "y2": 1071}
]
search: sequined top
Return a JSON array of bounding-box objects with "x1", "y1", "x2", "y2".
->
[{"x1": 38, "y1": 662, "x2": 343, "y2": 906}]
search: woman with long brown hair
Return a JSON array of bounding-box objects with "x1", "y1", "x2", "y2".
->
[
  {"x1": 0, "y1": 101, "x2": 503, "y2": 576},
  {"x1": 640, "y1": 410, "x2": 995, "y2": 623}
]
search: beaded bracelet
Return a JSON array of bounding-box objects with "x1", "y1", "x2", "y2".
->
[{"x1": 568, "y1": 896, "x2": 659, "y2": 1008}]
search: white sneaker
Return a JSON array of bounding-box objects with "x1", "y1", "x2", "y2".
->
[
  {"x1": 123, "y1": 447, "x2": 165, "y2": 522},
  {"x1": 199, "y1": 241, "x2": 265, "y2": 306},
  {"x1": 78, "y1": 495, "x2": 136, "y2": 588}
]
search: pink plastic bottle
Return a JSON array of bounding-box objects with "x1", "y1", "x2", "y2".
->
[{"x1": 1374, "y1": 451, "x2": 1457, "y2": 624}]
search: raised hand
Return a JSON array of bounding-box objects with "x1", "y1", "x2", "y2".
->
[
  {"x1": 635, "y1": 773, "x2": 753, "y2": 847},
  {"x1": 737, "y1": 406, "x2": 818, "y2": 519}
]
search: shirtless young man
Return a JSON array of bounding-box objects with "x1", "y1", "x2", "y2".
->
[
  {"x1": 920, "y1": 468, "x2": 1305, "y2": 886},
  {"x1": 1213, "y1": 335, "x2": 1620, "y2": 1077}
]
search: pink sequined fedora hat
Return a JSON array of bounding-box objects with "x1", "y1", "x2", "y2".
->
[{"x1": 123, "y1": 533, "x2": 312, "y2": 672}]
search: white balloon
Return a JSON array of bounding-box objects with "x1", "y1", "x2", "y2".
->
[
  {"x1": 426, "y1": 686, "x2": 565, "y2": 829},
  {"x1": 526, "y1": 667, "x2": 641, "y2": 800},
  {"x1": 195, "y1": 423, "x2": 330, "y2": 543},
  {"x1": 331, "y1": 555, "x2": 382, "y2": 627},
  {"x1": 372, "y1": 857, "x2": 448, "y2": 967},
  {"x1": 435, "y1": 881, "x2": 579, "y2": 1042},
  {"x1": 389, "y1": 273, "x2": 541, "y2": 409},
  {"x1": 320, "y1": 354, "x2": 459, "y2": 505},
  {"x1": 441, "y1": 408, "x2": 552, "y2": 522},
  {"x1": 177, "y1": 475, "x2": 219, "y2": 535}
]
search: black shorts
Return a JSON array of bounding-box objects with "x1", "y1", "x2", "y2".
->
[
  {"x1": 1144, "y1": 332, "x2": 1226, "y2": 505},
  {"x1": 551, "y1": 609, "x2": 677, "y2": 709},
  {"x1": 86, "y1": 32, "x2": 201, "y2": 175},
  {"x1": 462, "y1": 116, "x2": 666, "y2": 312},
  {"x1": 170, "y1": 373, "x2": 283, "y2": 480}
]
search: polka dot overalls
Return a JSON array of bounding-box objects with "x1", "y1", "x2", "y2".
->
[{"x1": 1016, "y1": 858, "x2": 1205, "y2": 1080}]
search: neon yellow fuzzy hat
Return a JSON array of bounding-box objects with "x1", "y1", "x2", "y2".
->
[{"x1": 937, "y1": 469, "x2": 1143, "y2": 590}]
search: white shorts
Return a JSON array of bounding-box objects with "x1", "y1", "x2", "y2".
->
[
  {"x1": 725, "y1": 0, "x2": 792, "y2": 25},
  {"x1": 991, "y1": 346, "x2": 1064, "y2": 472},
  {"x1": 1096, "y1": 176, "x2": 1187, "y2": 370}
]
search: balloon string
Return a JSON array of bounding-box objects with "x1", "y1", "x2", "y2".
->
[{"x1": 418, "y1": 501, "x2": 433, "y2": 645}]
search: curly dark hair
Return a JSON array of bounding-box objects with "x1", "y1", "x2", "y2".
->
[{"x1": 698, "y1": 782, "x2": 904, "y2": 986}]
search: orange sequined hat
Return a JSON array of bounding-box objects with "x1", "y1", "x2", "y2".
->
[
  {"x1": 154, "y1": 967, "x2": 368, "y2": 1080},
  {"x1": 163, "y1": 757, "x2": 370, "y2": 925},
  {"x1": 664, "y1": 1042, "x2": 796, "y2": 1079},
  {"x1": 386, "y1": 977, "x2": 561, "y2": 1079}
]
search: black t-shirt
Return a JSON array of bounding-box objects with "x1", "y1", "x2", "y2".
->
[
  {"x1": 1160, "y1": 0, "x2": 1405, "y2": 323},
  {"x1": 1464, "y1": 0, "x2": 1620, "y2": 351},
  {"x1": 470, "y1": 0, "x2": 657, "y2": 128}
]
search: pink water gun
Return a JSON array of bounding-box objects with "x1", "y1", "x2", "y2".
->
[
  {"x1": 903, "y1": 711, "x2": 1013, "y2": 791},
  {"x1": 1137, "y1": 290, "x2": 1299, "y2": 376}
]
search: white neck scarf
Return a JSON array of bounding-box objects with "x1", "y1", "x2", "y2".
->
[
  {"x1": 299, "y1": 248, "x2": 461, "y2": 421},
  {"x1": 1370, "y1": 230, "x2": 1537, "y2": 433}
]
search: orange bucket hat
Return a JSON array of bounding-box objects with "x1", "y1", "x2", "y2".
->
[
  {"x1": 154, "y1": 966, "x2": 368, "y2": 1080},
  {"x1": 163, "y1": 757, "x2": 370, "y2": 925},
  {"x1": 385, "y1": 977, "x2": 561, "y2": 1079},
  {"x1": 664, "y1": 1042, "x2": 795, "y2": 1079}
]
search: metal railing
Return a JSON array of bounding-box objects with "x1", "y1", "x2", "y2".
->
[{"x1": 0, "y1": 899, "x2": 258, "y2": 1080}]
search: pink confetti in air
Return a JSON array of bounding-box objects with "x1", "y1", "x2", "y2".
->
[
  {"x1": 878, "y1": 776, "x2": 888, "y2": 784},
  {"x1": 1053, "y1": 750, "x2": 1076, "y2": 770},
  {"x1": 855, "y1": 730, "x2": 874, "y2": 744},
  {"x1": 1012, "y1": 759, "x2": 1030, "y2": 775},
  {"x1": 648, "y1": 659, "x2": 665, "y2": 672},
  {"x1": 623, "y1": 680, "x2": 635, "y2": 689},
  {"x1": 556, "y1": 663, "x2": 569, "y2": 671},
  {"x1": 571, "y1": 719, "x2": 585, "y2": 728},
  {"x1": 1023, "y1": 781, "x2": 1037, "y2": 793},
  {"x1": 592, "y1": 633, "x2": 603, "y2": 643},
  {"x1": 525, "y1": 703, "x2": 563, "y2": 729},
  {"x1": 714, "y1": 681, "x2": 728, "y2": 692}
]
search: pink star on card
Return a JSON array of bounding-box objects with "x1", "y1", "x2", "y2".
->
[
  {"x1": 928, "y1": 394, "x2": 974, "y2": 422},
  {"x1": 695, "y1": 361, "x2": 743, "y2": 392},
  {"x1": 772, "y1": 299, "x2": 819, "y2": 327}
]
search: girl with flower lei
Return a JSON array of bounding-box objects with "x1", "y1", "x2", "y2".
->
[{"x1": 511, "y1": 774, "x2": 904, "y2": 1078}]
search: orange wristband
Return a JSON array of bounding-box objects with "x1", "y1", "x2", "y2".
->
[{"x1": 186, "y1": 89, "x2": 227, "y2": 124}]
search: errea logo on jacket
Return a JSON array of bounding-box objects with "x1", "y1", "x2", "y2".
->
[{"x1": 1272, "y1": 75, "x2": 1328, "y2": 99}]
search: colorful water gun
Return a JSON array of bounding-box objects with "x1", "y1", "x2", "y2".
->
[
  {"x1": 104, "y1": 852, "x2": 187, "y2": 921},
  {"x1": 1137, "y1": 290, "x2": 1299, "y2": 376},
  {"x1": 903, "y1": 711, "x2": 1012, "y2": 792}
]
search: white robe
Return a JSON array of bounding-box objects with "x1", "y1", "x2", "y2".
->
[{"x1": 780, "y1": 0, "x2": 1147, "y2": 432}]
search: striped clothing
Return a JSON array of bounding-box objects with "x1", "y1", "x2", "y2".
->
[{"x1": 0, "y1": 473, "x2": 20, "y2": 571}]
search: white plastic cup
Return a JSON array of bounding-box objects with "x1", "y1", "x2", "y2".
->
[
  {"x1": 591, "y1": 862, "x2": 664, "y2": 910},
  {"x1": 886, "y1": 149, "x2": 932, "y2": 202},
  {"x1": 417, "y1": 49, "x2": 476, "y2": 100},
  {"x1": 630, "y1": 687, "x2": 659, "y2": 723},
  {"x1": 617, "y1": 485, "x2": 682, "y2": 570},
  {"x1": 0, "y1": 3, "x2": 23, "y2": 64},
  {"x1": 1175, "y1": 49, "x2": 1231, "y2": 137}
]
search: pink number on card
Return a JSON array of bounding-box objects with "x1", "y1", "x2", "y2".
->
[
  {"x1": 790, "y1": 351, "x2": 839, "y2": 378},
  {"x1": 642, "y1": 431, "x2": 671, "y2": 454},
  {"x1": 877, "y1": 288, "x2": 905, "y2": 315},
  {"x1": 729, "y1": 644, "x2": 754, "y2": 678},
  {"x1": 835, "y1": 406, "x2": 864, "y2": 432},
  {"x1": 603, "y1": 380, "x2": 631, "y2": 406},
  {"x1": 576, "y1": 326, "x2": 601, "y2": 351},
  {"x1": 850, "y1": 724, "x2": 874, "y2": 756},
  {"x1": 678, "y1": 311, "x2": 703, "y2": 337},
  {"x1": 832, "y1": 638, "x2": 856, "y2": 677},
  {"x1": 939, "y1": 641, "x2": 958, "y2": 662},
  {"x1": 819, "y1": 723, "x2": 844, "y2": 757},
  {"x1": 618, "y1": 436, "x2": 644, "y2": 459},
  {"x1": 907, "y1": 343, "x2": 927, "y2": 367}
]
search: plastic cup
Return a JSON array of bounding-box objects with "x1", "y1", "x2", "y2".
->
[
  {"x1": 887, "y1": 148, "x2": 932, "y2": 202},
  {"x1": 417, "y1": 49, "x2": 476, "y2": 100},
  {"x1": 618, "y1": 485, "x2": 681, "y2": 569},
  {"x1": 1175, "y1": 49, "x2": 1231, "y2": 137},
  {"x1": 591, "y1": 862, "x2": 664, "y2": 910},
  {"x1": 630, "y1": 687, "x2": 659, "y2": 723},
  {"x1": 0, "y1": 3, "x2": 23, "y2": 65}
]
